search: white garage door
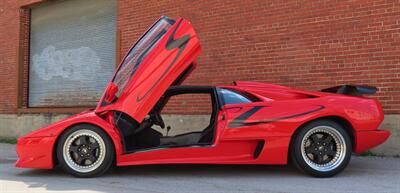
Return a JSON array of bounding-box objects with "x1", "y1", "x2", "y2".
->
[{"x1": 29, "y1": 0, "x2": 116, "y2": 107}]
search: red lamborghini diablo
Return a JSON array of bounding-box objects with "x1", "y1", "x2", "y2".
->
[{"x1": 16, "y1": 16, "x2": 391, "y2": 178}]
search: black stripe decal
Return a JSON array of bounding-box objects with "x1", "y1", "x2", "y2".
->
[
  {"x1": 228, "y1": 105, "x2": 325, "y2": 128},
  {"x1": 136, "y1": 19, "x2": 190, "y2": 102},
  {"x1": 228, "y1": 106, "x2": 264, "y2": 128}
]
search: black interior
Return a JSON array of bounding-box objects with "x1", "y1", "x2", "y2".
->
[{"x1": 114, "y1": 86, "x2": 220, "y2": 153}]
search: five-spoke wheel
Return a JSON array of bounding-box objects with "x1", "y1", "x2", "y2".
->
[
  {"x1": 57, "y1": 124, "x2": 114, "y2": 177},
  {"x1": 290, "y1": 120, "x2": 351, "y2": 177}
]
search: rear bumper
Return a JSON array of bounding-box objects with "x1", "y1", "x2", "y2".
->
[
  {"x1": 354, "y1": 130, "x2": 391, "y2": 153},
  {"x1": 15, "y1": 136, "x2": 56, "y2": 169}
]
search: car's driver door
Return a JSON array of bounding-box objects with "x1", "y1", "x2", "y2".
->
[{"x1": 95, "y1": 17, "x2": 201, "y2": 124}]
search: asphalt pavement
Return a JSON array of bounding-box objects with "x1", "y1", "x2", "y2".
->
[{"x1": 0, "y1": 143, "x2": 399, "y2": 193}]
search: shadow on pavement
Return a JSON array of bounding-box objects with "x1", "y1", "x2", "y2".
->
[{"x1": 4, "y1": 164, "x2": 303, "y2": 192}]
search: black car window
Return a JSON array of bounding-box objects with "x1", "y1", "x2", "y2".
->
[
  {"x1": 112, "y1": 17, "x2": 174, "y2": 97},
  {"x1": 218, "y1": 88, "x2": 254, "y2": 105}
]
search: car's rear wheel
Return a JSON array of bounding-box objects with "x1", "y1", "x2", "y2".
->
[
  {"x1": 290, "y1": 120, "x2": 352, "y2": 177},
  {"x1": 57, "y1": 124, "x2": 114, "y2": 177}
]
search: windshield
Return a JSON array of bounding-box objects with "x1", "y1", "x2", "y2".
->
[{"x1": 112, "y1": 17, "x2": 175, "y2": 97}]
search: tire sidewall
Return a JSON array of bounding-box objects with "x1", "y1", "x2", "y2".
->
[
  {"x1": 290, "y1": 120, "x2": 352, "y2": 177},
  {"x1": 56, "y1": 124, "x2": 114, "y2": 178}
]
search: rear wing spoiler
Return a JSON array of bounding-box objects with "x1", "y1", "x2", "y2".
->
[{"x1": 321, "y1": 85, "x2": 377, "y2": 96}]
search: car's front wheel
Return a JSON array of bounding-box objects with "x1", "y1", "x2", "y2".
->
[
  {"x1": 290, "y1": 120, "x2": 352, "y2": 177},
  {"x1": 57, "y1": 124, "x2": 114, "y2": 177}
]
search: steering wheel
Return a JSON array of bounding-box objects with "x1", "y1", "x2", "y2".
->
[
  {"x1": 133, "y1": 113, "x2": 165, "y2": 135},
  {"x1": 152, "y1": 113, "x2": 165, "y2": 129}
]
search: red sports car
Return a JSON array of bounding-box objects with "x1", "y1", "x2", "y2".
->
[{"x1": 16, "y1": 16, "x2": 390, "y2": 178}]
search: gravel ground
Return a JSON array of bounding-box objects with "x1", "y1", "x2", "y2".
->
[{"x1": 0, "y1": 143, "x2": 399, "y2": 193}]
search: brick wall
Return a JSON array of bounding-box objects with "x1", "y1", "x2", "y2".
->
[
  {"x1": 0, "y1": 0, "x2": 45, "y2": 114},
  {"x1": 0, "y1": 0, "x2": 399, "y2": 114},
  {"x1": 119, "y1": 0, "x2": 400, "y2": 114},
  {"x1": 0, "y1": 1, "x2": 19, "y2": 113}
]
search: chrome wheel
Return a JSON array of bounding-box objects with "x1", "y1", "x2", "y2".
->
[
  {"x1": 62, "y1": 129, "x2": 106, "y2": 173},
  {"x1": 300, "y1": 126, "x2": 346, "y2": 172}
]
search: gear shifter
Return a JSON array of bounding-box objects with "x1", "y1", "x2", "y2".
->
[{"x1": 166, "y1": 126, "x2": 171, "y2": 136}]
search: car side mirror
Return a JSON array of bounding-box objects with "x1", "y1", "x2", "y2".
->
[{"x1": 105, "y1": 83, "x2": 118, "y2": 103}]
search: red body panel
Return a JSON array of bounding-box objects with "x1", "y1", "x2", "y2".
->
[
  {"x1": 15, "y1": 136, "x2": 55, "y2": 169},
  {"x1": 16, "y1": 17, "x2": 391, "y2": 170},
  {"x1": 354, "y1": 130, "x2": 391, "y2": 153}
]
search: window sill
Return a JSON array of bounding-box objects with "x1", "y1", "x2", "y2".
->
[{"x1": 17, "y1": 107, "x2": 94, "y2": 114}]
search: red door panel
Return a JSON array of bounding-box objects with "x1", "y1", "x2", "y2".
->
[{"x1": 96, "y1": 17, "x2": 201, "y2": 123}]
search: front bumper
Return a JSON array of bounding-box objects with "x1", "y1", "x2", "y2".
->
[
  {"x1": 15, "y1": 136, "x2": 56, "y2": 169},
  {"x1": 354, "y1": 130, "x2": 391, "y2": 153}
]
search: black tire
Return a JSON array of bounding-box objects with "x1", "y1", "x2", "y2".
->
[
  {"x1": 290, "y1": 120, "x2": 352, "y2": 177},
  {"x1": 56, "y1": 124, "x2": 114, "y2": 178}
]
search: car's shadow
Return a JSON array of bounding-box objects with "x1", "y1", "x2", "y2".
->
[
  {"x1": 17, "y1": 164, "x2": 301, "y2": 178},
  {"x1": 3, "y1": 159, "x2": 372, "y2": 193},
  {"x1": 5, "y1": 164, "x2": 303, "y2": 192}
]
